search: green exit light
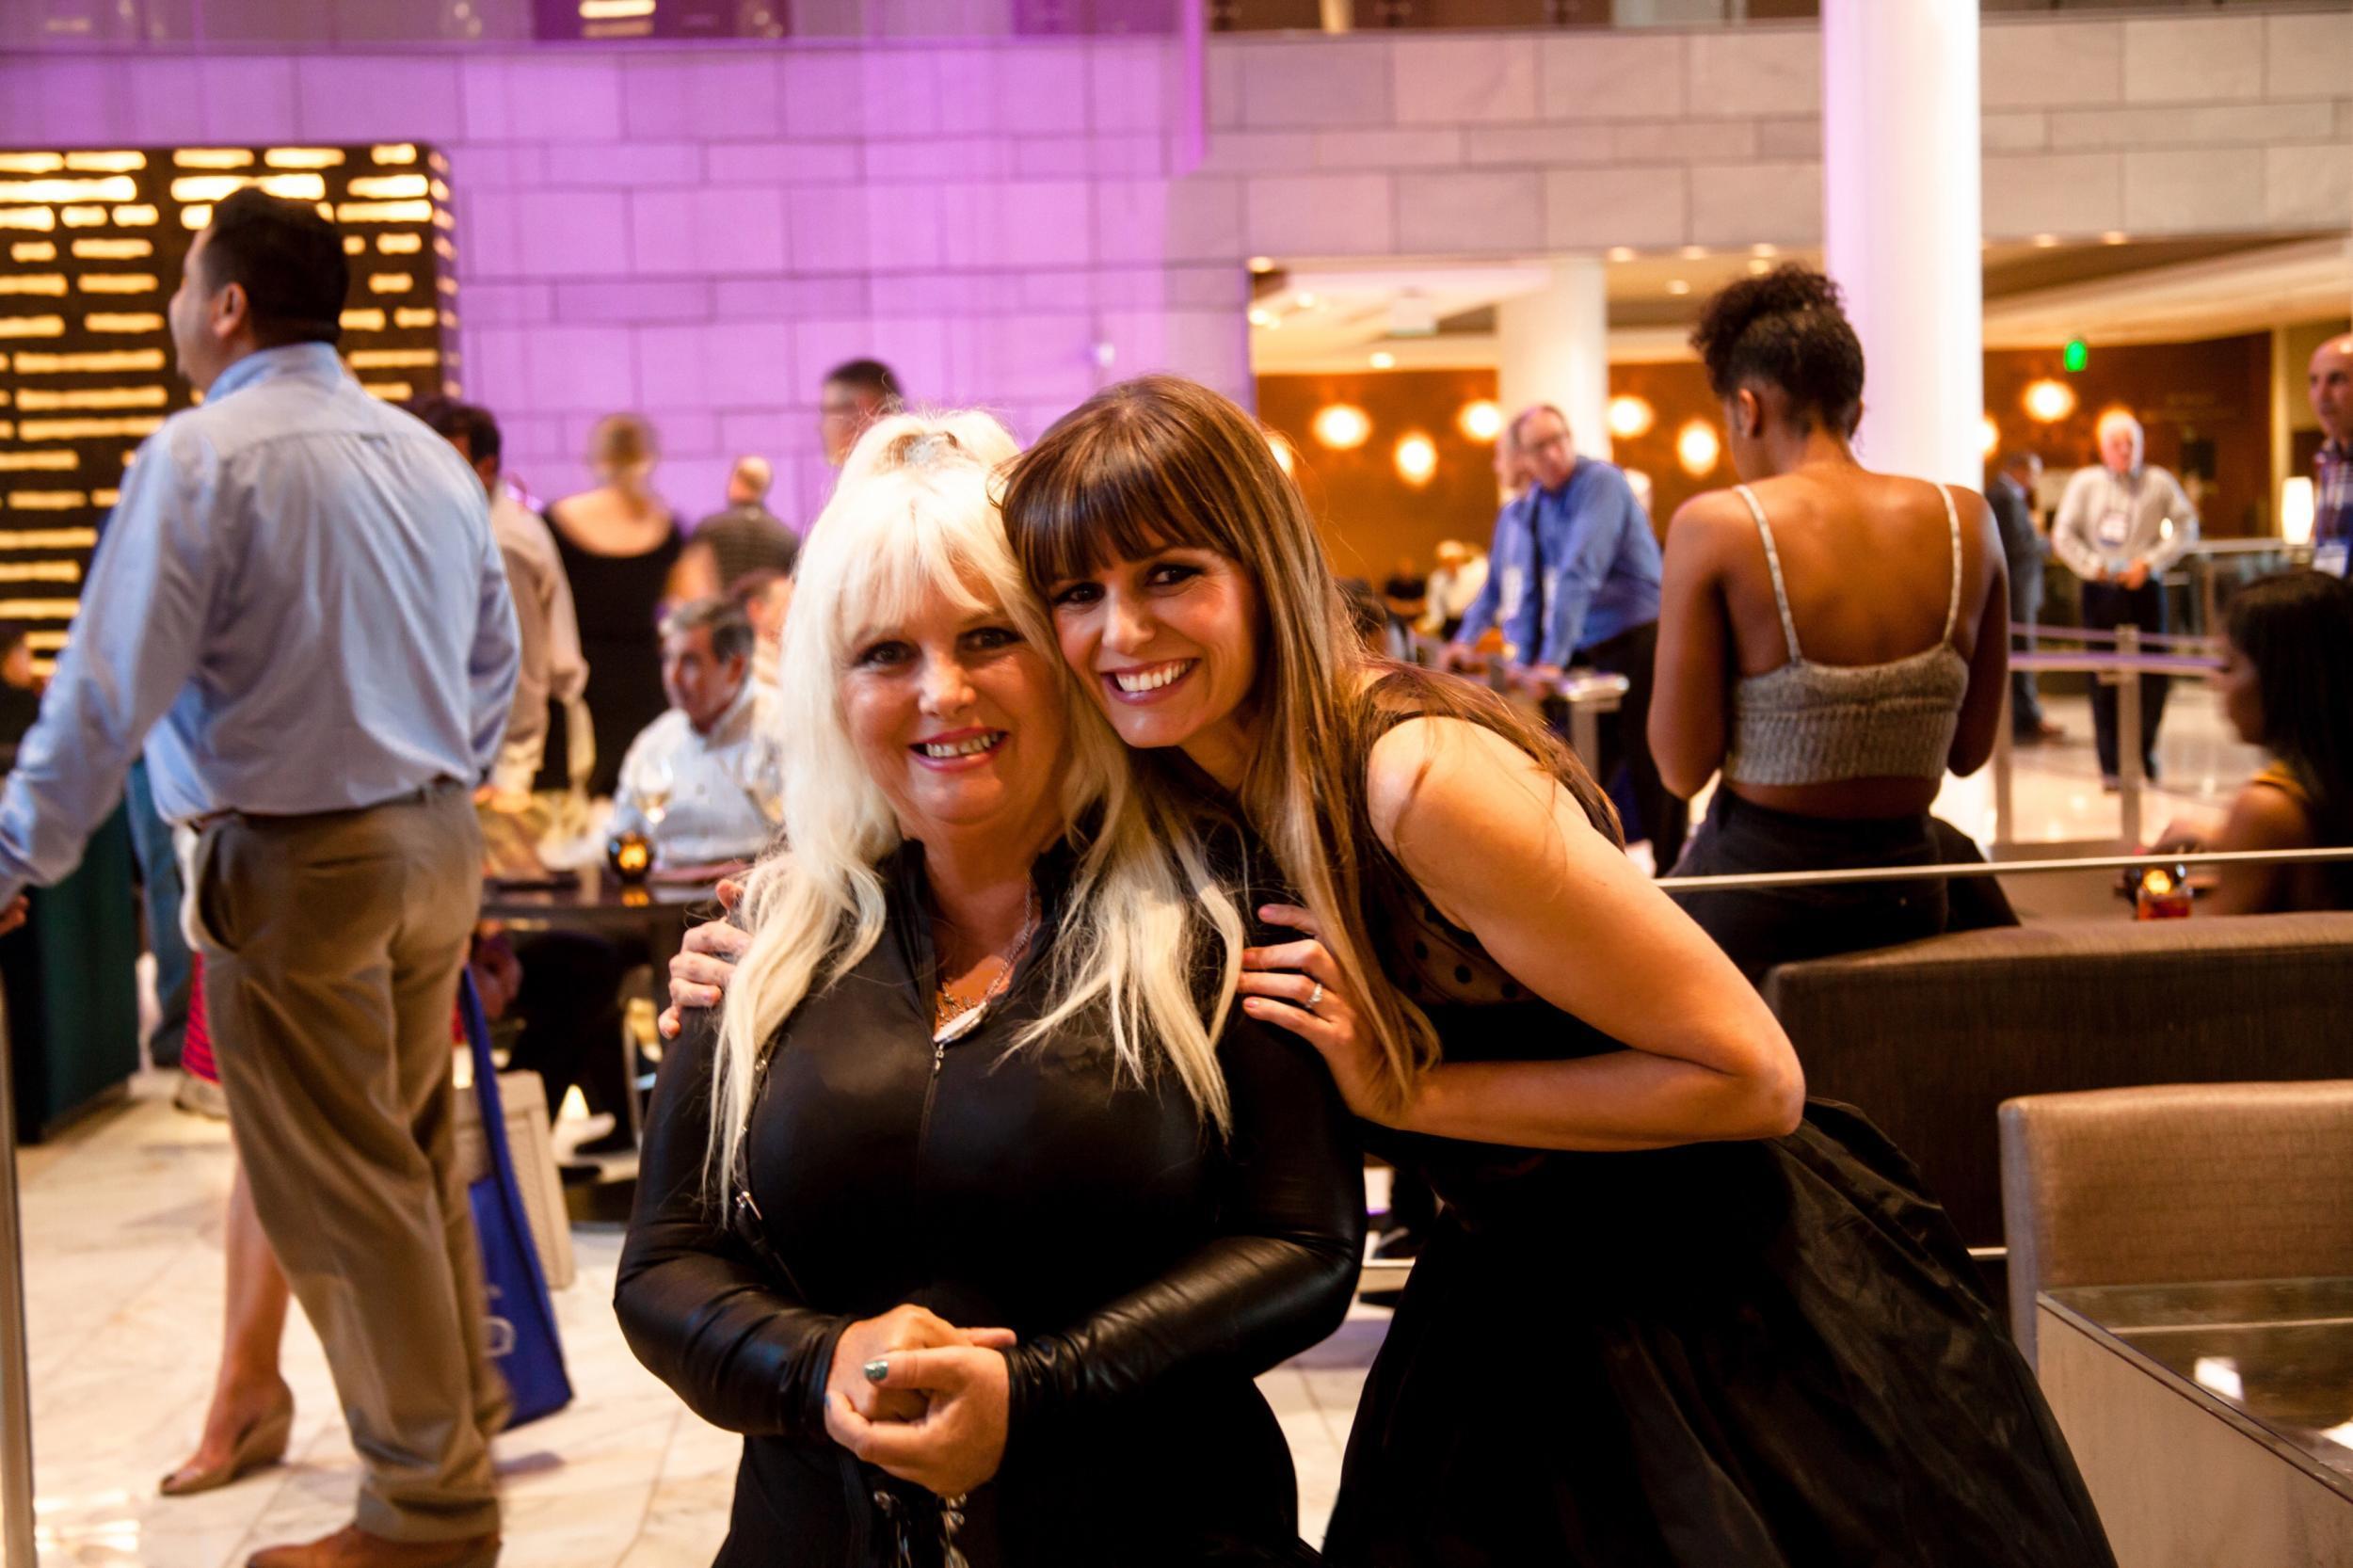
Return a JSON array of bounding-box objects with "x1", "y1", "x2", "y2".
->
[{"x1": 2063, "y1": 339, "x2": 2089, "y2": 374}]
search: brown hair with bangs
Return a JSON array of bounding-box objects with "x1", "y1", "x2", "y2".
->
[{"x1": 1000, "y1": 375, "x2": 1619, "y2": 1106}]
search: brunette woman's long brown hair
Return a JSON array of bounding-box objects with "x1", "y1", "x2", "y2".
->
[{"x1": 999, "y1": 375, "x2": 1619, "y2": 1104}]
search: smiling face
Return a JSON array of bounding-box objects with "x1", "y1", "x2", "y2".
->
[
  {"x1": 840, "y1": 575, "x2": 1070, "y2": 843},
  {"x1": 1045, "y1": 545, "x2": 1262, "y2": 759}
]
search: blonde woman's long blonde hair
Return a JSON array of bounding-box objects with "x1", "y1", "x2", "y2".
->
[{"x1": 708, "y1": 409, "x2": 1243, "y2": 1195}]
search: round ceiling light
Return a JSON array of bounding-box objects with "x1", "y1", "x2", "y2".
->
[
  {"x1": 1311, "y1": 403, "x2": 1372, "y2": 451},
  {"x1": 1980, "y1": 415, "x2": 2001, "y2": 457},
  {"x1": 1607, "y1": 394, "x2": 1657, "y2": 440},
  {"x1": 1675, "y1": 420, "x2": 1721, "y2": 477},
  {"x1": 2024, "y1": 378, "x2": 2077, "y2": 424},
  {"x1": 1457, "y1": 399, "x2": 1503, "y2": 443},
  {"x1": 1394, "y1": 432, "x2": 1438, "y2": 488}
]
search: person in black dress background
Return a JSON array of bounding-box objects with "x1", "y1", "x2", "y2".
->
[
  {"x1": 543, "y1": 412, "x2": 684, "y2": 799},
  {"x1": 617, "y1": 411, "x2": 1360, "y2": 1567}
]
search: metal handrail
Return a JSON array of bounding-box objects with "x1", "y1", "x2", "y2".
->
[
  {"x1": 2012, "y1": 621, "x2": 2220, "y2": 653},
  {"x1": 1657, "y1": 844, "x2": 2353, "y2": 893},
  {"x1": 2010, "y1": 651, "x2": 2220, "y2": 677},
  {"x1": 0, "y1": 992, "x2": 34, "y2": 1568}
]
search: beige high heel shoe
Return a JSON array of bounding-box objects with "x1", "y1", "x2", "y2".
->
[{"x1": 160, "y1": 1400, "x2": 295, "y2": 1496}]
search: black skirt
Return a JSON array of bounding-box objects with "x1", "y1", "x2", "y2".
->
[{"x1": 1324, "y1": 1095, "x2": 2115, "y2": 1568}]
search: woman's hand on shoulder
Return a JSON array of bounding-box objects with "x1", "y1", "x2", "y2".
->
[
  {"x1": 657, "y1": 878, "x2": 749, "y2": 1040},
  {"x1": 1239, "y1": 904, "x2": 1394, "y2": 1125},
  {"x1": 827, "y1": 1341, "x2": 1013, "y2": 1498}
]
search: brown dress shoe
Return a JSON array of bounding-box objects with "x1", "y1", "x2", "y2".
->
[{"x1": 247, "y1": 1524, "x2": 499, "y2": 1568}]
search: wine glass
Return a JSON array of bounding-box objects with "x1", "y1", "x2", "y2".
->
[{"x1": 637, "y1": 756, "x2": 673, "y2": 828}]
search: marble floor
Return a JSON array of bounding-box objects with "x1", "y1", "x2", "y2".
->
[
  {"x1": 8, "y1": 1084, "x2": 1382, "y2": 1568},
  {"x1": 3, "y1": 679, "x2": 2260, "y2": 1565}
]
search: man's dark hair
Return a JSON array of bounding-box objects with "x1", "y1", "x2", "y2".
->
[
  {"x1": 726, "y1": 567, "x2": 787, "y2": 610},
  {"x1": 1996, "y1": 450, "x2": 2040, "y2": 476},
  {"x1": 1690, "y1": 264, "x2": 1866, "y2": 438},
  {"x1": 410, "y1": 397, "x2": 503, "y2": 469},
  {"x1": 824, "y1": 358, "x2": 904, "y2": 410},
  {"x1": 663, "y1": 598, "x2": 756, "y2": 665},
  {"x1": 198, "y1": 188, "x2": 349, "y2": 348}
]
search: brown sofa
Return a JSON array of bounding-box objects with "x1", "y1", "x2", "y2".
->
[{"x1": 1764, "y1": 911, "x2": 2353, "y2": 1253}]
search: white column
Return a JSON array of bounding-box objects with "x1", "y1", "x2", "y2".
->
[
  {"x1": 1497, "y1": 259, "x2": 1612, "y2": 464},
  {"x1": 1822, "y1": 0, "x2": 1982, "y2": 489}
]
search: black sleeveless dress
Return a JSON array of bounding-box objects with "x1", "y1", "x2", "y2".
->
[
  {"x1": 1320, "y1": 840, "x2": 2116, "y2": 1566},
  {"x1": 547, "y1": 506, "x2": 680, "y2": 798}
]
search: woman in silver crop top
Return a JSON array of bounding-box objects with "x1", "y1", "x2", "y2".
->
[{"x1": 1651, "y1": 267, "x2": 2016, "y2": 983}]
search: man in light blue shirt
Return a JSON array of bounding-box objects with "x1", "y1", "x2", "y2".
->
[
  {"x1": 1450, "y1": 406, "x2": 1684, "y2": 866},
  {"x1": 0, "y1": 189, "x2": 518, "y2": 1568}
]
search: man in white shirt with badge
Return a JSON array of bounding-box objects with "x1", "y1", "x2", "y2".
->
[{"x1": 2053, "y1": 410, "x2": 2200, "y2": 789}]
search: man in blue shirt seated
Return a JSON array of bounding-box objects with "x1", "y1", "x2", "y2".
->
[
  {"x1": 0, "y1": 190, "x2": 518, "y2": 1566},
  {"x1": 1450, "y1": 404, "x2": 1686, "y2": 869}
]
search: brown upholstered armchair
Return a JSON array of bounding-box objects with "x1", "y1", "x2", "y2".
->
[{"x1": 1997, "y1": 1080, "x2": 2353, "y2": 1367}]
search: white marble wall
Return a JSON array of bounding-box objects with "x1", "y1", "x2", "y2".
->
[{"x1": 1204, "y1": 12, "x2": 2353, "y2": 259}]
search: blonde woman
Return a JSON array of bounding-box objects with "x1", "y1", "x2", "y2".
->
[
  {"x1": 614, "y1": 412, "x2": 1360, "y2": 1568},
  {"x1": 545, "y1": 412, "x2": 686, "y2": 797}
]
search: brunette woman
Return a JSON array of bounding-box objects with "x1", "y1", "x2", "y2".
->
[
  {"x1": 1650, "y1": 267, "x2": 2015, "y2": 981},
  {"x1": 2155, "y1": 569, "x2": 2353, "y2": 912},
  {"x1": 544, "y1": 412, "x2": 685, "y2": 798},
  {"x1": 616, "y1": 413, "x2": 1359, "y2": 1567}
]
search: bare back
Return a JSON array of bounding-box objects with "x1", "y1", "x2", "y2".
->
[
  {"x1": 548, "y1": 484, "x2": 676, "y2": 558},
  {"x1": 1652, "y1": 463, "x2": 2010, "y2": 821}
]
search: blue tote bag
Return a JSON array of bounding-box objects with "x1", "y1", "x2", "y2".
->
[{"x1": 457, "y1": 970, "x2": 575, "y2": 1429}]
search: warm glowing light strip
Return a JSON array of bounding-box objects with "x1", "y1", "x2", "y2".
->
[
  {"x1": 0, "y1": 209, "x2": 57, "y2": 232},
  {"x1": 9, "y1": 243, "x2": 56, "y2": 262},
  {"x1": 26, "y1": 632, "x2": 66, "y2": 650},
  {"x1": 348, "y1": 349, "x2": 437, "y2": 369},
  {"x1": 0, "y1": 424, "x2": 13, "y2": 440},
  {"x1": 371, "y1": 145, "x2": 419, "y2": 166},
  {"x1": 340, "y1": 309, "x2": 386, "y2": 331},
  {"x1": 0, "y1": 154, "x2": 64, "y2": 175},
  {"x1": 347, "y1": 174, "x2": 427, "y2": 200},
  {"x1": 4, "y1": 492, "x2": 85, "y2": 511},
  {"x1": 581, "y1": 0, "x2": 658, "y2": 16},
  {"x1": 378, "y1": 233, "x2": 423, "y2": 255},
  {"x1": 0, "y1": 529, "x2": 98, "y2": 551},
  {"x1": 84, "y1": 314, "x2": 164, "y2": 334},
  {"x1": 0, "y1": 453, "x2": 77, "y2": 473},
  {"x1": 13, "y1": 350, "x2": 165, "y2": 375},
  {"x1": 0, "y1": 177, "x2": 137, "y2": 203},
  {"x1": 0, "y1": 562, "x2": 82, "y2": 584},
  {"x1": 0, "y1": 600, "x2": 78, "y2": 618},
  {"x1": 264, "y1": 148, "x2": 344, "y2": 169},
  {"x1": 92, "y1": 488, "x2": 119, "y2": 506},
  {"x1": 0, "y1": 276, "x2": 67, "y2": 296},
  {"x1": 65, "y1": 152, "x2": 144, "y2": 173},
  {"x1": 15, "y1": 416, "x2": 163, "y2": 440},
  {"x1": 172, "y1": 149, "x2": 255, "y2": 169},
  {"x1": 0, "y1": 317, "x2": 65, "y2": 338},
  {"x1": 342, "y1": 236, "x2": 365, "y2": 255},
  {"x1": 71, "y1": 238, "x2": 152, "y2": 260},
  {"x1": 180, "y1": 205, "x2": 211, "y2": 231},
  {"x1": 338, "y1": 200, "x2": 433, "y2": 224},
  {"x1": 394, "y1": 308, "x2": 439, "y2": 329},
  {"x1": 112, "y1": 205, "x2": 158, "y2": 227},
  {"x1": 17, "y1": 387, "x2": 168, "y2": 412},
  {"x1": 360, "y1": 381, "x2": 414, "y2": 401},
  {"x1": 76, "y1": 274, "x2": 160, "y2": 295},
  {"x1": 367, "y1": 272, "x2": 412, "y2": 294},
  {"x1": 60, "y1": 207, "x2": 106, "y2": 228},
  {"x1": 168, "y1": 173, "x2": 326, "y2": 203}
]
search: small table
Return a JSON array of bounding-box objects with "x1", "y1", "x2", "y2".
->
[
  {"x1": 2038, "y1": 1277, "x2": 2353, "y2": 1567},
  {"x1": 479, "y1": 869, "x2": 722, "y2": 1225}
]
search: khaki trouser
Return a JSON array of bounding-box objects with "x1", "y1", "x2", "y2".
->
[{"x1": 190, "y1": 782, "x2": 506, "y2": 1543}]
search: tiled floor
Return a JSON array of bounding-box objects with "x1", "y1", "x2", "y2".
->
[{"x1": 8, "y1": 680, "x2": 2259, "y2": 1565}]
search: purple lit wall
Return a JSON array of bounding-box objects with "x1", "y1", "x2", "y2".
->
[{"x1": 0, "y1": 43, "x2": 1245, "y2": 526}]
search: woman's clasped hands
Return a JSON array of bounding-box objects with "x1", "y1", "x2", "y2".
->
[{"x1": 823, "y1": 1304, "x2": 1013, "y2": 1498}]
